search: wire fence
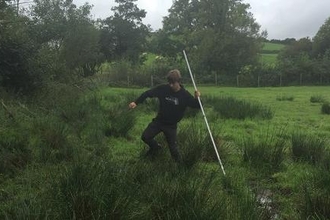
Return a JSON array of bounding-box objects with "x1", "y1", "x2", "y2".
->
[{"x1": 92, "y1": 72, "x2": 330, "y2": 88}]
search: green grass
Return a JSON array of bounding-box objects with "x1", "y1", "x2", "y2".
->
[{"x1": 1, "y1": 85, "x2": 330, "y2": 219}]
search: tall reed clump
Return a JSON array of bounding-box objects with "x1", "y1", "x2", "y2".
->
[
  {"x1": 291, "y1": 132, "x2": 327, "y2": 165},
  {"x1": 205, "y1": 95, "x2": 273, "y2": 120},
  {"x1": 241, "y1": 129, "x2": 287, "y2": 174}
]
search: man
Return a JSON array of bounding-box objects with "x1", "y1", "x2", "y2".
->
[{"x1": 128, "y1": 69, "x2": 201, "y2": 162}]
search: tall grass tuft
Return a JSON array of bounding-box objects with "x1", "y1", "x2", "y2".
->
[
  {"x1": 298, "y1": 169, "x2": 330, "y2": 219},
  {"x1": 310, "y1": 94, "x2": 326, "y2": 103},
  {"x1": 0, "y1": 128, "x2": 31, "y2": 177},
  {"x1": 241, "y1": 129, "x2": 287, "y2": 174},
  {"x1": 291, "y1": 132, "x2": 327, "y2": 165},
  {"x1": 205, "y1": 95, "x2": 273, "y2": 120},
  {"x1": 31, "y1": 116, "x2": 75, "y2": 163},
  {"x1": 177, "y1": 122, "x2": 230, "y2": 168},
  {"x1": 55, "y1": 161, "x2": 132, "y2": 220},
  {"x1": 177, "y1": 122, "x2": 207, "y2": 168},
  {"x1": 321, "y1": 102, "x2": 330, "y2": 114},
  {"x1": 104, "y1": 105, "x2": 137, "y2": 138},
  {"x1": 276, "y1": 94, "x2": 294, "y2": 101}
]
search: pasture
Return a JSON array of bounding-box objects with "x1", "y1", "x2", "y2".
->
[{"x1": 1, "y1": 85, "x2": 330, "y2": 219}]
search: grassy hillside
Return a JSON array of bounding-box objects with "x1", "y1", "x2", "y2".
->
[{"x1": 260, "y1": 42, "x2": 286, "y2": 65}]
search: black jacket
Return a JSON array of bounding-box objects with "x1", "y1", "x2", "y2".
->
[{"x1": 135, "y1": 84, "x2": 200, "y2": 125}]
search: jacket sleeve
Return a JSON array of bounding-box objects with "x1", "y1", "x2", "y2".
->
[
  {"x1": 186, "y1": 92, "x2": 201, "y2": 109},
  {"x1": 134, "y1": 86, "x2": 160, "y2": 105}
]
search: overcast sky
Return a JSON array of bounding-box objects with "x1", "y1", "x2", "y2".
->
[{"x1": 73, "y1": 0, "x2": 330, "y2": 40}]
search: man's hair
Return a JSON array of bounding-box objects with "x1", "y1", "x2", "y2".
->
[{"x1": 167, "y1": 69, "x2": 181, "y2": 83}]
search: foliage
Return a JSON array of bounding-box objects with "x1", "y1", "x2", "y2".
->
[
  {"x1": 161, "y1": 0, "x2": 265, "y2": 76},
  {"x1": 0, "y1": 12, "x2": 40, "y2": 94},
  {"x1": 313, "y1": 17, "x2": 330, "y2": 57},
  {"x1": 30, "y1": 0, "x2": 102, "y2": 77},
  {"x1": 99, "y1": 0, "x2": 149, "y2": 63}
]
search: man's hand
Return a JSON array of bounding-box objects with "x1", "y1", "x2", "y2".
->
[
  {"x1": 194, "y1": 90, "x2": 201, "y2": 98},
  {"x1": 128, "y1": 102, "x2": 137, "y2": 109}
]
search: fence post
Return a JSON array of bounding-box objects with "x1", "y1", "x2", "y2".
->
[
  {"x1": 151, "y1": 75, "x2": 153, "y2": 87},
  {"x1": 215, "y1": 72, "x2": 218, "y2": 86},
  {"x1": 258, "y1": 75, "x2": 260, "y2": 87},
  {"x1": 236, "y1": 75, "x2": 239, "y2": 87},
  {"x1": 279, "y1": 73, "x2": 282, "y2": 87}
]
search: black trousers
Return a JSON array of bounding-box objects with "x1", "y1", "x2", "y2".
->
[{"x1": 141, "y1": 120, "x2": 180, "y2": 161}]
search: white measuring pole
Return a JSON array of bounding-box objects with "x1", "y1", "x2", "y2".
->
[{"x1": 183, "y1": 50, "x2": 226, "y2": 175}]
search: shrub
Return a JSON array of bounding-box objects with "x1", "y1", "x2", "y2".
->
[{"x1": 321, "y1": 102, "x2": 330, "y2": 114}]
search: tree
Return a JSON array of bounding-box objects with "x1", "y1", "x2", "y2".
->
[
  {"x1": 313, "y1": 17, "x2": 330, "y2": 58},
  {"x1": 161, "y1": 0, "x2": 264, "y2": 76},
  {"x1": 30, "y1": 0, "x2": 102, "y2": 77},
  {"x1": 0, "y1": 1, "x2": 41, "y2": 94},
  {"x1": 99, "y1": 0, "x2": 149, "y2": 63},
  {"x1": 277, "y1": 38, "x2": 316, "y2": 85}
]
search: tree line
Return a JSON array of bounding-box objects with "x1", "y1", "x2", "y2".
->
[{"x1": 1, "y1": 0, "x2": 330, "y2": 95}]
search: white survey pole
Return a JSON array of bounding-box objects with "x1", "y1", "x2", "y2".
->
[{"x1": 183, "y1": 50, "x2": 226, "y2": 175}]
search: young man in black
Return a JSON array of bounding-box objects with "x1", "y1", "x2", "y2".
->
[{"x1": 128, "y1": 69, "x2": 200, "y2": 162}]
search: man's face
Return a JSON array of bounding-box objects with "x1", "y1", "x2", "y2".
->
[{"x1": 168, "y1": 81, "x2": 181, "y2": 92}]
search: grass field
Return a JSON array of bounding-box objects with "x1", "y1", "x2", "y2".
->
[{"x1": 1, "y1": 85, "x2": 330, "y2": 219}]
